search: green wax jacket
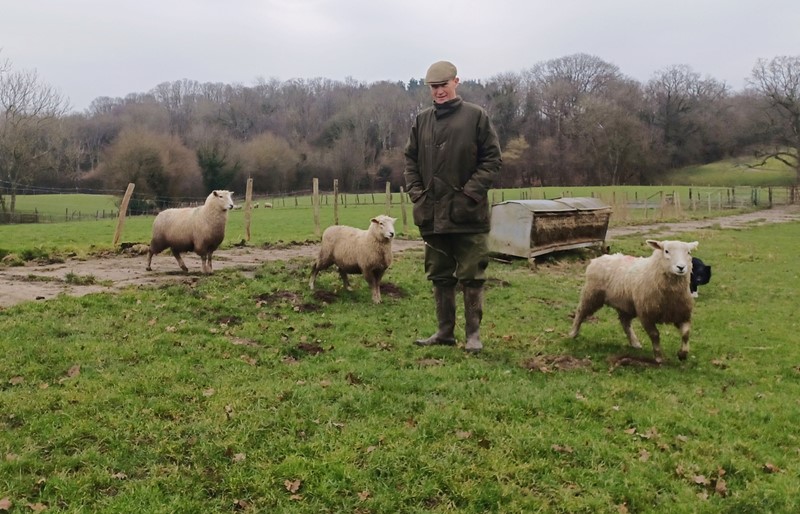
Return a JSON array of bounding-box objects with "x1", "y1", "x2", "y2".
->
[{"x1": 404, "y1": 97, "x2": 502, "y2": 236}]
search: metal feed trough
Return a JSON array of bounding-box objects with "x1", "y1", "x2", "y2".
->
[{"x1": 488, "y1": 197, "x2": 612, "y2": 263}]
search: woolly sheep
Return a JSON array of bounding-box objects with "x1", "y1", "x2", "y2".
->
[
  {"x1": 146, "y1": 190, "x2": 235, "y2": 274},
  {"x1": 569, "y1": 239, "x2": 699, "y2": 363},
  {"x1": 309, "y1": 215, "x2": 397, "y2": 304}
]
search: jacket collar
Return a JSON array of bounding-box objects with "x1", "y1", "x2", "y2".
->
[{"x1": 433, "y1": 96, "x2": 462, "y2": 119}]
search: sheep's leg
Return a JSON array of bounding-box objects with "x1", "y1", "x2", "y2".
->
[
  {"x1": 365, "y1": 270, "x2": 382, "y2": 304},
  {"x1": 171, "y1": 249, "x2": 189, "y2": 272},
  {"x1": 146, "y1": 251, "x2": 155, "y2": 271},
  {"x1": 310, "y1": 258, "x2": 333, "y2": 290},
  {"x1": 199, "y1": 254, "x2": 210, "y2": 274},
  {"x1": 309, "y1": 262, "x2": 320, "y2": 290},
  {"x1": 676, "y1": 321, "x2": 691, "y2": 361},
  {"x1": 618, "y1": 312, "x2": 642, "y2": 349},
  {"x1": 339, "y1": 270, "x2": 353, "y2": 291},
  {"x1": 640, "y1": 320, "x2": 663, "y2": 363},
  {"x1": 569, "y1": 290, "x2": 604, "y2": 338},
  {"x1": 205, "y1": 252, "x2": 213, "y2": 274}
]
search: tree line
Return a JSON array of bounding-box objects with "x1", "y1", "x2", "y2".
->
[{"x1": 1, "y1": 52, "x2": 799, "y2": 213}]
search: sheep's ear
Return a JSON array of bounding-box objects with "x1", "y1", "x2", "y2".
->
[
  {"x1": 689, "y1": 241, "x2": 699, "y2": 251},
  {"x1": 371, "y1": 217, "x2": 378, "y2": 224},
  {"x1": 646, "y1": 240, "x2": 662, "y2": 251},
  {"x1": 213, "y1": 191, "x2": 220, "y2": 197}
]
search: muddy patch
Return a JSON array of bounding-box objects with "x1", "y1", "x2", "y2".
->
[
  {"x1": 522, "y1": 354, "x2": 593, "y2": 373},
  {"x1": 607, "y1": 355, "x2": 662, "y2": 371},
  {"x1": 2, "y1": 207, "x2": 799, "y2": 309}
]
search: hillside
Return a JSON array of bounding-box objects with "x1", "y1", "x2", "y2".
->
[{"x1": 662, "y1": 156, "x2": 795, "y2": 186}]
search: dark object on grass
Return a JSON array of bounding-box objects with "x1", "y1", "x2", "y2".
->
[{"x1": 690, "y1": 257, "x2": 711, "y2": 297}]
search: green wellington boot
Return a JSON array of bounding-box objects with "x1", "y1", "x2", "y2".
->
[
  {"x1": 464, "y1": 286, "x2": 484, "y2": 353},
  {"x1": 415, "y1": 286, "x2": 457, "y2": 346}
]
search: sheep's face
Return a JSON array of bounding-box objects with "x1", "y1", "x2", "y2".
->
[
  {"x1": 371, "y1": 215, "x2": 397, "y2": 241},
  {"x1": 211, "y1": 190, "x2": 235, "y2": 211},
  {"x1": 647, "y1": 239, "x2": 699, "y2": 276}
]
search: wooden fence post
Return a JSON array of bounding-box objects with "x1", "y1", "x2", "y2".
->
[
  {"x1": 313, "y1": 178, "x2": 320, "y2": 237},
  {"x1": 113, "y1": 183, "x2": 135, "y2": 246},
  {"x1": 385, "y1": 181, "x2": 391, "y2": 214},
  {"x1": 333, "y1": 179, "x2": 339, "y2": 226},
  {"x1": 244, "y1": 178, "x2": 253, "y2": 241}
]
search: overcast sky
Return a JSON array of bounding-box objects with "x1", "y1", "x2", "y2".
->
[{"x1": 2, "y1": 0, "x2": 798, "y2": 112}]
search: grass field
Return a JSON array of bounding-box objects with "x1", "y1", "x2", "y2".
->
[
  {"x1": 664, "y1": 156, "x2": 796, "y2": 187},
  {"x1": 3, "y1": 182, "x2": 795, "y2": 262},
  {"x1": 5, "y1": 153, "x2": 796, "y2": 221},
  {"x1": 1, "y1": 218, "x2": 799, "y2": 512},
  {"x1": 11, "y1": 194, "x2": 120, "y2": 221}
]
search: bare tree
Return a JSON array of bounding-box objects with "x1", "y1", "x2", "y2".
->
[
  {"x1": 96, "y1": 128, "x2": 204, "y2": 206},
  {"x1": 0, "y1": 66, "x2": 69, "y2": 211},
  {"x1": 523, "y1": 54, "x2": 623, "y2": 184},
  {"x1": 573, "y1": 79, "x2": 653, "y2": 185},
  {"x1": 645, "y1": 65, "x2": 729, "y2": 168},
  {"x1": 748, "y1": 56, "x2": 800, "y2": 184},
  {"x1": 482, "y1": 72, "x2": 525, "y2": 147},
  {"x1": 527, "y1": 53, "x2": 622, "y2": 126},
  {"x1": 237, "y1": 132, "x2": 301, "y2": 193},
  {"x1": 151, "y1": 79, "x2": 203, "y2": 137}
]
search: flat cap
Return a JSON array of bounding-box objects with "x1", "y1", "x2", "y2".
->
[{"x1": 425, "y1": 61, "x2": 457, "y2": 85}]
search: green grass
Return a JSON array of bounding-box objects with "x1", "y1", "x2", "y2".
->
[
  {"x1": 11, "y1": 194, "x2": 120, "y2": 219},
  {"x1": 1, "y1": 222, "x2": 799, "y2": 512},
  {"x1": 2, "y1": 184, "x2": 789, "y2": 262},
  {"x1": 0, "y1": 202, "x2": 420, "y2": 261},
  {"x1": 663, "y1": 156, "x2": 796, "y2": 187}
]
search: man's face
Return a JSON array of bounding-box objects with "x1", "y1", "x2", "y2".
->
[{"x1": 429, "y1": 78, "x2": 459, "y2": 104}]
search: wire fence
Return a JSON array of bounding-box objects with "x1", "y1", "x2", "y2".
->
[
  {"x1": 1, "y1": 183, "x2": 798, "y2": 225},
  {"x1": 0, "y1": 209, "x2": 120, "y2": 224}
]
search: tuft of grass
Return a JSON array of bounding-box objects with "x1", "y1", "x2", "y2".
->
[
  {"x1": 64, "y1": 272, "x2": 98, "y2": 285},
  {"x1": 24, "y1": 274, "x2": 61, "y2": 283},
  {"x1": 1, "y1": 222, "x2": 799, "y2": 511}
]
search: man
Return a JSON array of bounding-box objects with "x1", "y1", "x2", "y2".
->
[{"x1": 403, "y1": 60, "x2": 502, "y2": 353}]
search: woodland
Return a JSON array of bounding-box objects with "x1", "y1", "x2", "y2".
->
[{"x1": 1, "y1": 53, "x2": 799, "y2": 212}]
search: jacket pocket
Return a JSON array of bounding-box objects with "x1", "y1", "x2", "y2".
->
[
  {"x1": 450, "y1": 192, "x2": 488, "y2": 224},
  {"x1": 412, "y1": 193, "x2": 434, "y2": 226},
  {"x1": 407, "y1": 188, "x2": 424, "y2": 204}
]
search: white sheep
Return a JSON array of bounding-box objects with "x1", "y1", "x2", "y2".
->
[
  {"x1": 309, "y1": 215, "x2": 397, "y2": 304},
  {"x1": 146, "y1": 190, "x2": 235, "y2": 274},
  {"x1": 569, "y1": 239, "x2": 699, "y2": 363}
]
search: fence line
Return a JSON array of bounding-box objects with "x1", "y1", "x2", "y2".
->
[{"x1": 3, "y1": 184, "x2": 798, "y2": 225}]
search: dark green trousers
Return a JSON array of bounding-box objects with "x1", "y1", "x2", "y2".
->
[{"x1": 422, "y1": 232, "x2": 489, "y2": 288}]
